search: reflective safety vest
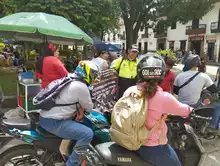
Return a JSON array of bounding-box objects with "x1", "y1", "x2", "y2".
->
[
  {"x1": 111, "y1": 57, "x2": 138, "y2": 79},
  {"x1": 111, "y1": 57, "x2": 138, "y2": 98}
]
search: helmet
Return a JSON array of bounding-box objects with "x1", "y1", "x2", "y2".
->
[
  {"x1": 75, "y1": 60, "x2": 99, "y2": 84},
  {"x1": 184, "y1": 54, "x2": 201, "y2": 70},
  {"x1": 137, "y1": 53, "x2": 166, "y2": 82}
]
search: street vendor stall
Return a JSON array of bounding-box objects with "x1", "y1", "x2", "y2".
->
[
  {"x1": 0, "y1": 12, "x2": 94, "y2": 117},
  {"x1": 17, "y1": 72, "x2": 41, "y2": 118}
]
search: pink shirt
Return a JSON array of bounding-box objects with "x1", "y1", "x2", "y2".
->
[{"x1": 144, "y1": 86, "x2": 191, "y2": 146}]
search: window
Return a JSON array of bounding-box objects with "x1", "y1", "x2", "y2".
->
[
  {"x1": 113, "y1": 34, "x2": 116, "y2": 41},
  {"x1": 169, "y1": 41, "x2": 175, "y2": 51},
  {"x1": 192, "y1": 19, "x2": 199, "y2": 28},
  {"x1": 138, "y1": 43, "x2": 142, "y2": 52},
  {"x1": 144, "y1": 42, "x2": 148, "y2": 53},
  {"x1": 180, "y1": 40, "x2": 186, "y2": 51},
  {"x1": 171, "y1": 22, "x2": 176, "y2": 30},
  {"x1": 122, "y1": 43, "x2": 125, "y2": 50}
]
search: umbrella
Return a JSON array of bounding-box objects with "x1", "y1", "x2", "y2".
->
[
  {"x1": 85, "y1": 31, "x2": 102, "y2": 45},
  {"x1": 3, "y1": 39, "x2": 15, "y2": 44},
  {"x1": 95, "y1": 43, "x2": 121, "y2": 52},
  {"x1": 0, "y1": 12, "x2": 93, "y2": 45}
]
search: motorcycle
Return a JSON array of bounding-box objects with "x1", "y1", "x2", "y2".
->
[
  {"x1": 0, "y1": 111, "x2": 111, "y2": 166},
  {"x1": 74, "y1": 106, "x2": 213, "y2": 166},
  {"x1": 191, "y1": 89, "x2": 219, "y2": 140},
  {"x1": 0, "y1": 89, "x2": 217, "y2": 166},
  {"x1": 0, "y1": 105, "x2": 214, "y2": 166}
]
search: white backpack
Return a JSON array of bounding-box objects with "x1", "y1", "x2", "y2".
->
[{"x1": 110, "y1": 86, "x2": 164, "y2": 150}]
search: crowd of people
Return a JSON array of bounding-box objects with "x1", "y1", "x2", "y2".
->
[{"x1": 24, "y1": 42, "x2": 219, "y2": 166}]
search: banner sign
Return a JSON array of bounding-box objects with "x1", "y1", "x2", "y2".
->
[{"x1": 90, "y1": 69, "x2": 118, "y2": 113}]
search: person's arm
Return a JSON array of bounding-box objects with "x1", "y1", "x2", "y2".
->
[
  {"x1": 103, "y1": 60, "x2": 109, "y2": 70},
  {"x1": 207, "y1": 84, "x2": 218, "y2": 93},
  {"x1": 163, "y1": 93, "x2": 192, "y2": 117},
  {"x1": 53, "y1": 59, "x2": 69, "y2": 77},
  {"x1": 173, "y1": 75, "x2": 179, "y2": 95},
  {"x1": 110, "y1": 58, "x2": 121, "y2": 70},
  {"x1": 215, "y1": 68, "x2": 220, "y2": 82},
  {"x1": 170, "y1": 72, "x2": 176, "y2": 94},
  {"x1": 203, "y1": 74, "x2": 217, "y2": 93}
]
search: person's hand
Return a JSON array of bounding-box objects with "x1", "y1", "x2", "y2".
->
[{"x1": 75, "y1": 106, "x2": 85, "y2": 121}]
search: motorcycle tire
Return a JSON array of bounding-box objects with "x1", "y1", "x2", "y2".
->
[{"x1": 0, "y1": 146, "x2": 53, "y2": 166}]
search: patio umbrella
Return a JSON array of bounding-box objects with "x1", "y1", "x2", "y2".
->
[
  {"x1": 95, "y1": 43, "x2": 121, "y2": 52},
  {"x1": 0, "y1": 12, "x2": 93, "y2": 45}
]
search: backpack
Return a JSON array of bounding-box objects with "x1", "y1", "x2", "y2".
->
[
  {"x1": 110, "y1": 86, "x2": 165, "y2": 150},
  {"x1": 33, "y1": 75, "x2": 84, "y2": 111}
]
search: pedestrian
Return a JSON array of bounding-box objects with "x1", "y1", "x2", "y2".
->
[
  {"x1": 91, "y1": 50, "x2": 109, "y2": 70},
  {"x1": 111, "y1": 44, "x2": 139, "y2": 98},
  {"x1": 35, "y1": 43, "x2": 69, "y2": 88},
  {"x1": 159, "y1": 56, "x2": 176, "y2": 94},
  {"x1": 215, "y1": 66, "x2": 220, "y2": 88}
]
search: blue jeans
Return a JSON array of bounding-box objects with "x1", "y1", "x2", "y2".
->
[
  {"x1": 210, "y1": 102, "x2": 220, "y2": 129},
  {"x1": 135, "y1": 144, "x2": 181, "y2": 166},
  {"x1": 39, "y1": 117, "x2": 94, "y2": 166}
]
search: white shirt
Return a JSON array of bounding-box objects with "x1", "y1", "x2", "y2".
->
[
  {"x1": 92, "y1": 57, "x2": 108, "y2": 70},
  {"x1": 40, "y1": 81, "x2": 93, "y2": 119},
  {"x1": 174, "y1": 70, "x2": 213, "y2": 105}
]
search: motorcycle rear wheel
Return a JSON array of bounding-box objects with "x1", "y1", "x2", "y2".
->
[{"x1": 0, "y1": 146, "x2": 53, "y2": 166}]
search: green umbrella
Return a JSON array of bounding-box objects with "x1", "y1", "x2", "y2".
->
[{"x1": 0, "y1": 12, "x2": 93, "y2": 45}]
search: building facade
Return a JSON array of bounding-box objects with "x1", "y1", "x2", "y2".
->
[
  {"x1": 104, "y1": 2, "x2": 220, "y2": 62},
  {"x1": 162, "y1": 2, "x2": 220, "y2": 62}
]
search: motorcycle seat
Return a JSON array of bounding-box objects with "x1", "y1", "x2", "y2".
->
[
  {"x1": 2, "y1": 118, "x2": 31, "y2": 130},
  {"x1": 194, "y1": 106, "x2": 213, "y2": 118},
  {"x1": 95, "y1": 142, "x2": 152, "y2": 166},
  {"x1": 35, "y1": 126, "x2": 59, "y2": 138}
]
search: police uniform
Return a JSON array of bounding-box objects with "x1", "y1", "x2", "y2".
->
[{"x1": 111, "y1": 57, "x2": 138, "y2": 98}]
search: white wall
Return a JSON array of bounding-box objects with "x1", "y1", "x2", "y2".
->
[{"x1": 167, "y1": 22, "x2": 190, "y2": 50}]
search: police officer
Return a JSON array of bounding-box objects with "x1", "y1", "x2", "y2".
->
[{"x1": 111, "y1": 44, "x2": 139, "y2": 98}]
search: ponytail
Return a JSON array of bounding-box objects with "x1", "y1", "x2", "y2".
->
[{"x1": 138, "y1": 80, "x2": 158, "y2": 99}]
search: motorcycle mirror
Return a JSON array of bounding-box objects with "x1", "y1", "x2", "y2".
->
[{"x1": 201, "y1": 98, "x2": 211, "y2": 105}]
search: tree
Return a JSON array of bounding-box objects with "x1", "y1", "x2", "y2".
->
[
  {"x1": 116, "y1": 0, "x2": 220, "y2": 48},
  {"x1": 13, "y1": 0, "x2": 119, "y2": 39},
  {"x1": 0, "y1": 0, "x2": 16, "y2": 17}
]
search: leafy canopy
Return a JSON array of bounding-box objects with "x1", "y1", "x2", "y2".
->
[{"x1": 0, "y1": 0, "x2": 120, "y2": 38}]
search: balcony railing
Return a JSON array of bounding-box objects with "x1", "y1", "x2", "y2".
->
[
  {"x1": 185, "y1": 24, "x2": 206, "y2": 35},
  {"x1": 211, "y1": 22, "x2": 220, "y2": 33}
]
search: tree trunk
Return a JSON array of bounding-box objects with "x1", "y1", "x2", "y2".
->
[
  {"x1": 124, "y1": 18, "x2": 142, "y2": 51},
  {"x1": 100, "y1": 30, "x2": 104, "y2": 41},
  {"x1": 124, "y1": 20, "x2": 134, "y2": 51}
]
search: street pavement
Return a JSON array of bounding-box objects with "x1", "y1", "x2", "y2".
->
[{"x1": 173, "y1": 64, "x2": 220, "y2": 166}]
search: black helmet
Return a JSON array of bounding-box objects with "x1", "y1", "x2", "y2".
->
[
  {"x1": 185, "y1": 54, "x2": 201, "y2": 69},
  {"x1": 137, "y1": 52, "x2": 166, "y2": 82}
]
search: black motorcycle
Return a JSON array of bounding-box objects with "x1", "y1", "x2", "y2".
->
[{"x1": 73, "y1": 106, "x2": 211, "y2": 166}]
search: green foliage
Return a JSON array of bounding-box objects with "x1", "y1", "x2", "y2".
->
[
  {"x1": 0, "y1": 0, "x2": 16, "y2": 17},
  {"x1": 156, "y1": 49, "x2": 177, "y2": 62},
  {"x1": 159, "y1": 0, "x2": 220, "y2": 24},
  {"x1": 0, "y1": 67, "x2": 17, "y2": 96},
  {"x1": 12, "y1": 0, "x2": 119, "y2": 38}
]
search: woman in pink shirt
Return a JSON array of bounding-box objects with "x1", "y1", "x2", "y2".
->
[{"x1": 133, "y1": 53, "x2": 192, "y2": 166}]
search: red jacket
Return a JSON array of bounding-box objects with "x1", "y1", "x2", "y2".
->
[{"x1": 35, "y1": 56, "x2": 69, "y2": 88}]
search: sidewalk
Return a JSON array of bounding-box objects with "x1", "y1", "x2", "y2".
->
[{"x1": 207, "y1": 62, "x2": 220, "y2": 67}]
